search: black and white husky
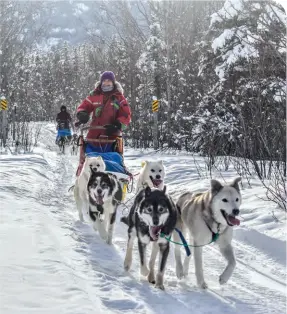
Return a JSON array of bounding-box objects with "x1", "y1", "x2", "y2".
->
[
  {"x1": 74, "y1": 156, "x2": 106, "y2": 222},
  {"x1": 88, "y1": 171, "x2": 122, "y2": 244},
  {"x1": 121, "y1": 186, "x2": 177, "y2": 290}
]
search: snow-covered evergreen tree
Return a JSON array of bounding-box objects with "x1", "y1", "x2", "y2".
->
[
  {"x1": 1, "y1": 0, "x2": 285, "y2": 160},
  {"x1": 186, "y1": 0, "x2": 285, "y2": 164}
]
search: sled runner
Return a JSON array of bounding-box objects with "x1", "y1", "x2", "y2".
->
[{"x1": 76, "y1": 126, "x2": 131, "y2": 200}]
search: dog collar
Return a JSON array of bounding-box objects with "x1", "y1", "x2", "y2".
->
[
  {"x1": 204, "y1": 208, "x2": 226, "y2": 237},
  {"x1": 204, "y1": 219, "x2": 221, "y2": 242}
]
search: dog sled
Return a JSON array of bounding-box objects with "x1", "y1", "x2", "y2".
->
[
  {"x1": 76, "y1": 126, "x2": 132, "y2": 200},
  {"x1": 56, "y1": 120, "x2": 73, "y2": 154}
]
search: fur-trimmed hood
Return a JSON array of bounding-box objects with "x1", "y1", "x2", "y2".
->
[{"x1": 94, "y1": 81, "x2": 124, "y2": 94}]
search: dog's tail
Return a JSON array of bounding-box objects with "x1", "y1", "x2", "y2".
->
[
  {"x1": 68, "y1": 185, "x2": 75, "y2": 192},
  {"x1": 120, "y1": 216, "x2": 129, "y2": 225}
]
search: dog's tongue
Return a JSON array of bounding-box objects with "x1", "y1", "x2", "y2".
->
[
  {"x1": 95, "y1": 195, "x2": 104, "y2": 205},
  {"x1": 228, "y1": 215, "x2": 240, "y2": 226},
  {"x1": 149, "y1": 226, "x2": 162, "y2": 240},
  {"x1": 152, "y1": 179, "x2": 162, "y2": 188}
]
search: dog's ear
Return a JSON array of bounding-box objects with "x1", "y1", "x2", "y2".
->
[
  {"x1": 105, "y1": 172, "x2": 114, "y2": 179},
  {"x1": 163, "y1": 185, "x2": 167, "y2": 194},
  {"x1": 109, "y1": 173, "x2": 118, "y2": 180},
  {"x1": 106, "y1": 172, "x2": 118, "y2": 182},
  {"x1": 145, "y1": 186, "x2": 152, "y2": 197},
  {"x1": 211, "y1": 179, "x2": 223, "y2": 194},
  {"x1": 230, "y1": 177, "x2": 241, "y2": 192},
  {"x1": 107, "y1": 173, "x2": 117, "y2": 189}
]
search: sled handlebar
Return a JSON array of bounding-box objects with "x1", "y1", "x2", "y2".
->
[
  {"x1": 80, "y1": 125, "x2": 105, "y2": 135},
  {"x1": 80, "y1": 126, "x2": 106, "y2": 131}
]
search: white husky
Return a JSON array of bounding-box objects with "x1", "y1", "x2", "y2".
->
[
  {"x1": 174, "y1": 177, "x2": 242, "y2": 289},
  {"x1": 74, "y1": 156, "x2": 106, "y2": 221},
  {"x1": 136, "y1": 160, "x2": 165, "y2": 193}
]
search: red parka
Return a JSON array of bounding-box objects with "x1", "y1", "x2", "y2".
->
[{"x1": 77, "y1": 81, "x2": 131, "y2": 140}]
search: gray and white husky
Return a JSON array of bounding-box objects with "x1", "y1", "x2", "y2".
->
[
  {"x1": 87, "y1": 171, "x2": 122, "y2": 244},
  {"x1": 121, "y1": 186, "x2": 177, "y2": 290},
  {"x1": 174, "y1": 177, "x2": 242, "y2": 289}
]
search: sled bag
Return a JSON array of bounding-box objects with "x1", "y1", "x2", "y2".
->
[
  {"x1": 85, "y1": 151, "x2": 127, "y2": 174},
  {"x1": 85, "y1": 142, "x2": 114, "y2": 154},
  {"x1": 57, "y1": 129, "x2": 72, "y2": 138}
]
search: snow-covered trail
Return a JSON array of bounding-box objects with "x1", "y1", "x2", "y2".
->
[{"x1": 0, "y1": 124, "x2": 286, "y2": 314}]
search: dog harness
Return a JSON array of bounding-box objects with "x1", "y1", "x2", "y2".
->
[{"x1": 160, "y1": 220, "x2": 222, "y2": 257}]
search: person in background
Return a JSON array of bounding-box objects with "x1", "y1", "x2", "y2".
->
[{"x1": 55, "y1": 105, "x2": 73, "y2": 143}]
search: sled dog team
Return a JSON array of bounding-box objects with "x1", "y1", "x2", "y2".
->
[{"x1": 74, "y1": 157, "x2": 242, "y2": 290}]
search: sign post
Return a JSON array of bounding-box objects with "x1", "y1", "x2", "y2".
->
[
  {"x1": 0, "y1": 97, "x2": 7, "y2": 110},
  {"x1": 152, "y1": 97, "x2": 159, "y2": 150},
  {"x1": 0, "y1": 96, "x2": 8, "y2": 147},
  {"x1": 12, "y1": 105, "x2": 16, "y2": 141}
]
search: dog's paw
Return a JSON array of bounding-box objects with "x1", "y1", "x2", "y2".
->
[
  {"x1": 98, "y1": 229, "x2": 108, "y2": 242},
  {"x1": 77, "y1": 211, "x2": 84, "y2": 222},
  {"x1": 198, "y1": 281, "x2": 208, "y2": 289},
  {"x1": 100, "y1": 235, "x2": 108, "y2": 242},
  {"x1": 219, "y1": 274, "x2": 229, "y2": 285},
  {"x1": 148, "y1": 272, "x2": 155, "y2": 284},
  {"x1": 183, "y1": 270, "x2": 189, "y2": 278},
  {"x1": 140, "y1": 266, "x2": 149, "y2": 277},
  {"x1": 155, "y1": 273, "x2": 165, "y2": 290},
  {"x1": 155, "y1": 283, "x2": 165, "y2": 290},
  {"x1": 106, "y1": 237, "x2": 113, "y2": 245},
  {"x1": 124, "y1": 260, "x2": 131, "y2": 272},
  {"x1": 124, "y1": 254, "x2": 132, "y2": 272},
  {"x1": 98, "y1": 214, "x2": 105, "y2": 222},
  {"x1": 176, "y1": 265, "x2": 184, "y2": 280}
]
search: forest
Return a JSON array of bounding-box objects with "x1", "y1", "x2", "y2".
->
[{"x1": 0, "y1": 1, "x2": 286, "y2": 174}]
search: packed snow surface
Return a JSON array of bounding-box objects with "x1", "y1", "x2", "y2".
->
[{"x1": 0, "y1": 124, "x2": 286, "y2": 313}]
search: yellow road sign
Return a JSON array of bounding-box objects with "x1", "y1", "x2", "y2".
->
[
  {"x1": 0, "y1": 99, "x2": 7, "y2": 110},
  {"x1": 152, "y1": 100, "x2": 159, "y2": 112}
]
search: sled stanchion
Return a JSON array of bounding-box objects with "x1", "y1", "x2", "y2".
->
[{"x1": 77, "y1": 135, "x2": 83, "y2": 146}]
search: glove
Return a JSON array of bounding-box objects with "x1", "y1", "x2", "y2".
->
[
  {"x1": 76, "y1": 110, "x2": 90, "y2": 124},
  {"x1": 105, "y1": 120, "x2": 121, "y2": 136}
]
